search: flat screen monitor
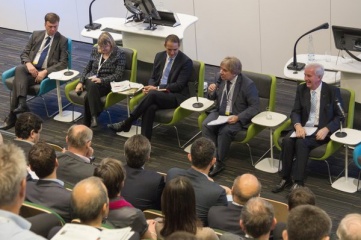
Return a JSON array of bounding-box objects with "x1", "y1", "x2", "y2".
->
[{"x1": 332, "y1": 25, "x2": 361, "y2": 52}]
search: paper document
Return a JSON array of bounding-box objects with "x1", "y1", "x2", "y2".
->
[
  {"x1": 290, "y1": 127, "x2": 317, "y2": 138},
  {"x1": 111, "y1": 80, "x2": 144, "y2": 93},
  {"x1": 207, "y1": 115, "x2": 230, "y2": 126}
]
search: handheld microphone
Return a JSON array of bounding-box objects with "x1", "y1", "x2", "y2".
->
[
  {"x1": 64, "y1": 51, "x2": 74, "y2": 76},
  {"x1": 335, "y1": 99, "x2": 346, "y2": 119}
]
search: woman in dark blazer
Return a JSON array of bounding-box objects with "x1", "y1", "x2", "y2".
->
[{"x1": 75, "y1": 32, "x2": 126, "y2": 127}]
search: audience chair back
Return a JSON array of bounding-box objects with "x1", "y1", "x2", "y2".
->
[
  {"x1": 20, "y1": 201, "x2": 66, "y2": 225},
  {"x1": 64, "y1": 46, "x2": 137, "y2": 123},
  {"x1": 1, "y1": 38, "x2": 72, "y2": 117},
  {"x1": 143, "y1": 209, "x2": 164, "y2": 220},
  {"x1": 261, "y1": 197, "x2": 288, "y2": 223}
]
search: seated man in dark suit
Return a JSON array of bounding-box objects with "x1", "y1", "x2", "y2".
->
[
  {"x1": 272, "y1": 63, "x2": 343, "y2": 193},
  {"x1": 202, "y1": 56, "x2": 260, "y2": 177},
  {"x1": 56, "y1": 124, "x2": 96, "y2": 186},
  {"x1": 26, "y1": 142, "x2": 72, "y2": 222},
  {"x1": 167, "y1": 137, "x2": 228, "y2": 226},
  {"x1": 121, "y1": 134, "x2": 165, "y2": 211},
  {"x1": 108, "y1": 34, "x2": 193, "y2": 141},
  {"x1": 208, "y1": 173, "x2": 261, "y2": 236},
  {"x1": 0, "y1": 12, "x2": 68, "y2": 130}
]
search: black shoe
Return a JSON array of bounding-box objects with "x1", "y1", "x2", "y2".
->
[
  {"x1": 13, "y1": 104, "x2": 29, "y2": 114},
  {"x1": 90, "y1": 116, "x2": 98, "y2": 128},
  {"x1": 289, "y1": 183, "x2": 303, "y2": 192},
  {"x1": 107, "y1": 120, "x2": 132, "y2": 132},
  {"x1": 272, "y1": 178, "x2": 293, "y2": 193},
  {"x1": 209, "y1": 164, "x2": 225, "y2": 177},
  {"x1": 0, "y1": 114, "x2": 16, "y2": 130}
]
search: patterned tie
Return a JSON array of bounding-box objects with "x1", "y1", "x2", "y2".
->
[
  {"x1": 219, "y1": 81, "x2": 231, "y2": 115},
  {"x1": 160, "y1": 58, "x2": 173, "y2": 86},
  {"x1": 309, "y1": 90, "x2": 317, "y2": 126},
  {"x1": 36, "y1": 36, "x2": 51, "y2": 69}
]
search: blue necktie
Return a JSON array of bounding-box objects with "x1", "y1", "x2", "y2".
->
[
  {"x1": 36, "y1": 36, "x2": 51, "y2": 69},
  {"x1": 160, "y1": 58, "x2": 173, "y2": 86}
]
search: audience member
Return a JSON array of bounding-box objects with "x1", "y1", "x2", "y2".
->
[
  {"x1": 167, "y1": 137, "x2": 228, "y2": 226},
  {"x1": 94, "y1": 157, "x2": 156, "y2": 239},
  {"x1": 0, "y1": 143, "x2": 45, "y2": 239},
  {"x1": 121, "y1": 134, "x2": 165, "y2": 211},
  {"x1": 283, "y1": 205, "x2": 332, "y2": 240},
  {"x1": 155, "y1": 176, "x2": 218, "y2": 239},
  {"x1": 0, "y1": 13, "x2": 68, "y2": 130},
  {"x1": 26, "y1": 142, "x2": 72, "y2": 222},
  {"x1": 202, "y1": 56, "x2": 260, "y2": 177},
  {"x1": 75, "y1": 32, "x2": 126, "y2": 128},
  {"x1": 208, "y1": 173, "x2": 261, "y2": 236},
  {"x1": 108, "y1": 34, "x2": 193, "y2": 140},
  {"x1": 165, "y1": 231, "x2": 197, "y2": 240},
  {"x1": 272, "y1": 63, "x2": 343, "y2": 193},
  {"x1": 337, "y1": 213, "x2": 361, "y2": 240},
  {"x1": 288, "y1": 186, "x2": 316, "y2": 210},
  {"x1": 56, "y1": 124, "x2": 96, "y2": 186}
]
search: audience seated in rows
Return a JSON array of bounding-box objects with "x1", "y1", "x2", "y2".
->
[
  {"x1": 56, "y1": 124, "x2": 96, "y2": 186},
  {"x1": 167, "y1": 137, "x2": 228, "y2": 226},
  {"x1": 337, "y1": 213, "x2": 361, "y2": 240},
  {"x1": 26, "y1": 142, "x2": 72, "y2": 222},
  {"x1": 283, "y1": 205, "x2": 332, "y2": 240},
  {"x1": 208, "y1": 173, "x2": 261, "y2": 236},
  {"x1": 0, "y1": 143, "x2": 45, "y2": 239},
  {"x1": 94, "y1": 157, "x2": 156, "y2": 239},
  {"x1": 155, "y1": 176, "x2": 218, "y2": 239},
  {"x1": 121, "y1": 134, "x2": 165, "y2": 211}
]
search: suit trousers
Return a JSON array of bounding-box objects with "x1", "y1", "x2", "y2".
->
[
  {"x1": 132, "y1": 90, "x2": 178, "y2": 140},
  {"x1": 281, "y1": 133, "x2": 329, "y2": 182},
  {"x1": 202, "y1": 112, "x2": 243, "y2": 166},
  {"x1": 83, "y1": 80, "x2": 110, "y2": 125},
  {"x1": 11, "y1": 65, "x2": 38, "y2": 110}
]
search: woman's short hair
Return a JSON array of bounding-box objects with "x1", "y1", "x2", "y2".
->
[{"x1": 97, "y1": 32, "x2": 116, "y2": 52}]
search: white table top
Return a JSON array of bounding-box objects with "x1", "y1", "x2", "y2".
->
[
  {"x1": 180, "y1": 97, "x2": 214, "y2": 112},
  {"x1": 331, "y1": 128, "x2": 361, "y2": 146},
  {"x1": 48, "y1": 69, "x2": 79, "y2": 81},
  {"x1": 251, "y1": 111, "x2": 287, "y2": 128}
]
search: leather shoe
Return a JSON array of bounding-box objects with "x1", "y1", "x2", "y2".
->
[
  {"x1": 90, "y1": 116, "x2": 98, "y2": 128},
  {"x1": 271, "y1": 179, "x2": 293, "y2": 193},
  {"x1": 107, "y1": 120, "x2": 132, "y2": 132},
  {"x1": 289, "y1": 183, "x2": 303, "y2": 192},
  {"x1": 13, "y1": 104, "x2": 29, "y2": 114},
  {"x1": 0, "y1": 114, "x2": 16, "y2": 130},
  {"x1": 209, "y1": 164, "x2": 225, "y2": 177}
]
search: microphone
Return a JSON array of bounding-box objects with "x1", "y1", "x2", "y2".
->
[
  {"x1": 64, "y1": 51, "x2": 74, "y2": 76},
  {"x1": 192, "y1": 82, "x2": 204, "y2": 108},
  {"x1": 287, "y1": 22, "x2": 329, "y2": 71},
  {"x1": 335, "y1": 98, "x2": 347, "y2": 138},
  {"x1": 85, "y1": 0, "x2": 102, "y2": 30}
]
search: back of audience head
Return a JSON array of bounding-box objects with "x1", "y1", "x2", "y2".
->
[
  {"x1": 28, "y1": 142, "x2": 57, "y2": 179},
  {"x1": 71, "y1": 176, "x2": 109, "y2": 226},
  {"x1": 0, "y1": 144, "x2": 27, "y2": 211},
  {"x1": 15, "y1": 112, "x2": 43, "y2": 141},
  {"x1": 287, "y1": 186, "x2": 316, "y2": 210},
  {"x1": 337, "y1": 213, "x2": 361, "y2": 240},
  {"x1": 284, "y1": 205, "x2": 331, "y2": 240},
  {"x1": 124, "y1": 134, "x2": 151, "y2": 168},
  {"x1": 165, "y1": 231, "x2": 198, "y2": 240},
  {"x1": 161, "y1": 176, "x2": 198, "y2": 237},
  {"x1": 232, "y1": 173, "x2": 261, "y2": 205},
  {"x1": 240, "y1": 197, "x2": 276, "y2": 239},
  {"x1": 94, "y1": 158, "x2": 125, "y2": 199},
  {"x1": 66, "y1": 124, "x2": 93, "y2": 149},
  {"x1": 189, "y1": 137, "x2": 216, "y2": 169}
]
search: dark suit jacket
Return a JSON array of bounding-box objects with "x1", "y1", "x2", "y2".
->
[
  {"x1": 148, "y1": 50, "x2": 193, "y2": 105},
  {"x1": 167, "y1": 167, "x2": 228, "y2": 226},
  {"x1": 122, "y1": 165, "x2": 165, "y2": 211},
  {"x1": 208, "y1": 73, "x2": 259, "y2": 127},
  {"x1": 107, "y1": 207, "x2": 148, "y2": 236},
  {"x1": 20, "y1": 30, "x2": 68, "y2": 74},
  {"x1": 56, "y1": 151, "x2": 96, "y2": 187},
  {"x1": 291, "y1": 82, "x2": 342, "y2": 134},
  {"x1": 26, "y1": 179, "x2": 72, "y2": 222},
  {"x1": 12, "y1": 139, "x2": 33, "y2": 163},
  {"x1": 208, "y1": 203, "x2": 245, "y2": 236}
]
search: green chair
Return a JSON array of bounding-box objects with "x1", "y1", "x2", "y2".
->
[
  {"x1": 64, "y1": 46, "x2": 137, "y2": 123},
  {"x1": 1, "y1": 38, "x2": 72, "y2": 117},
  {"x1": 198, "y1": 71, "x2": 277, "y2": 165},
  {"x1": 20, "y1": 200, "x2": 66, "y2": 225},
  {"x1": 129, "y1": 60, "x2": 205, "y2": 147},
  {"x1": 273, "y1": 87, "x2": 355, "y2": 184}
]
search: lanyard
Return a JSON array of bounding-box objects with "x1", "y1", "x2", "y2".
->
[
  {"x1": 97, "y1": 54, "x2": 108, "y2": 76},
  {"x1": 220, "y1": 81, "x2": 235, "y2": 106}
]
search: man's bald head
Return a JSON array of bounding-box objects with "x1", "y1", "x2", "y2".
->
[
  {"x1": 232, "y1": 173, "x2": 261, "y2": 204},
  {"x1": 66, "y1": 124, "x2": 93, "y2": 149},
  {"x1": 337, "y1": 213, "x2": 361, "y2": 240}
]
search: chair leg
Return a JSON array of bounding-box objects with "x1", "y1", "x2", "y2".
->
[
  {"x1": 172, "y1": 126, "x2": 181, "y2": 148},
  {"x1": 245, "y1": 143, "x2": 254, "y2": 166},
  {"x1": 104, "y1": 110, "x2": 112, "y2": 123},
  {"x1": 323, "y1": 160, "x2": 333, "y2": 185}
]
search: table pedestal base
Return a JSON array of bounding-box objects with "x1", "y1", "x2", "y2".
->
[
  {"x1": 331, "y1": 177, "x2": 360, "y2": 193},
  {"x1": 255, "y1": 158, "x2": 281, "y2": 173},
  {"x1": 116, "y1": 125, "x2": 140, "y2": 138},
  {"x1": 54, "y1": 111, "x2": 82, "y2": 122}
]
